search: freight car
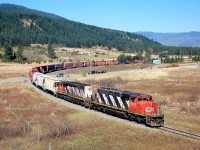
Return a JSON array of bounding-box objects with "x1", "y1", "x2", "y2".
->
[
  {"x1": 106, "y1": 60, "x2": 118, "y2": 65},
  {"x1": 29, "y1": 59, "x2": 142, "y2": 78},
  {"x1": 63, "y1": 62, "x2": 74, "y2": 69},
  {"x1": 32, "y1": 72, "x2": 47, "y2": 89},
  {"x1": 55, "y1": 63, "x2": 64, "y2": 71},
  {"x1": 94, "y1": 61, "x2": 107, "y2": 66},
  {"x1": 29, "y1": 67, "x2": 40, "y2": 82},
  {"x1": 43, "y1": 76, "x2": 60, "y2": 95},
  {"x1": 28, "y1": 59, "x2": 142, "y2": 85},
  {"x1": 73, "y1": 62, "x2": 85, "y2": 68},
  {"x1": 48, "y1": 64, "x2": 56, "y2": 72},
  {"x1": 40, "y1": 65, "x2": 48, "y2": 73}
]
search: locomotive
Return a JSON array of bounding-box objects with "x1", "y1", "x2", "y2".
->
[{"x1": 29, "y1": 60, "x2": 164, "y2": 127}]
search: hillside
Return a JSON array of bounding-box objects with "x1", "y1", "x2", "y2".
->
[
  {"x1": 0, "y1": 3, "x2": 64, "y2": 20},
  {"x1": 0, "y1": 4, "x2": 160, "y2": 52},
  {"x1": 136, "y1": 31, "x2": 200, "y2": 47}
]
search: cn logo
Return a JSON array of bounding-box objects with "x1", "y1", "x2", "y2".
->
[{"x1": 145, "y1": 107, "x2": 154, "y2": 113}]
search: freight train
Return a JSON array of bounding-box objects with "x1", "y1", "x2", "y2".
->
[{"x1": 29, "y1": 60, "x2": 164, "y2": 127}]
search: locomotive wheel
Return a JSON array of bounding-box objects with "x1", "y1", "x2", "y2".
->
[
  {"x1": 102, "y1": 107, "x2": 106, "y2": 113},
  {"x1": 128, "y1": 114, "x2": 133, "y2": 121},
  {"x1": 76, "y1": 100, "x2": 80, "y2": 105},
  {"x1": 55, "y1": 92, "x2": 59, "y2": 98},
  {"x1": 91, "y1": 105, "x2": 96, "y2": 110},
  {"x1": 84, "y1": 101, "x2": 89, "y2": 108}
]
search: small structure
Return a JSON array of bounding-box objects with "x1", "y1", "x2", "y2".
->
[{"x1": 152, "y1": 59, "x2": 161, "y2": 64}]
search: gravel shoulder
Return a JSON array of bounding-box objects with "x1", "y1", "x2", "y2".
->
[{"x1": 0, "y1": 77, "x2": 27, "y2": 84}]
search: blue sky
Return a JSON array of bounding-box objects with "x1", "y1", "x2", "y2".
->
[{"x1": 1, "y1": 0, "x2": 200, "y2": 33}]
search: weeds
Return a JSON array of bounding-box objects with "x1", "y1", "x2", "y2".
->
[
  {"x1": 45, "y1": 116, "x2": 80, "y2": 138},
  {"x1": 177, "y1": 95, "x2": 200, "y2": 114},
  {"x1": 0, "y1": 118, "x2": 31, "y2": 139}
]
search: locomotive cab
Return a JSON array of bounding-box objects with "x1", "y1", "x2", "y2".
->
[
  {"x1": 129, "y1": 94, "x2": 156, "y2": 115},
  {"x1": 137, "y1": 95, "x2": 157, "y2": 116},
  {"x1": 129, "y1": 94, "x2": 164, "y2": 126}
]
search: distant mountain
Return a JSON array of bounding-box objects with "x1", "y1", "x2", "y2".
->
[
  {"x1": 136, "y1": 31, "x2": 200, "y2": 47},
  {"x1": 0, "y1": 4, "x2": 161, "y2": 52}
]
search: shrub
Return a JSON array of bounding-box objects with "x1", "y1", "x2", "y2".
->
[
  {"x1": 0, "y1": 118, "x2": 32, "y2": 139},
  {"x1": 82, "y1": 72, "x2": 86, "y2": 77},
  {"x1": 45, "y1": 117, "x2": 79, "y2": 138}
]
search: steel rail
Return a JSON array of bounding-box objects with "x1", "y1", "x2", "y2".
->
[{"x1": 159, "y1": 126, "x2": 200, "y2": 140}]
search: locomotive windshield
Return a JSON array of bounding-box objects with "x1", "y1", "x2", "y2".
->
[{"x1": 138, "y1": 96, "x2": 153, "y2": 101}]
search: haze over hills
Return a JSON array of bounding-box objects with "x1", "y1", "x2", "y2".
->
[
  {"x1": 0, "y1": 3, "x2": 161, "y2": 52},
  {"x1": 136, "y1": 31, "x2": 200, "y2": 47}
]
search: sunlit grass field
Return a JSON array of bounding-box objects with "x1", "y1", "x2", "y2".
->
[
  {"x1": 0, "y1": 61, "x2": 200, "y2": 149},
  {"x1": 0, "y1": 83, "x2": 199, "y2": 150}
]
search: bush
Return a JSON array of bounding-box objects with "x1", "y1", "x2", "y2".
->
[
  {"x1": 0, "y1": 53, "x2": 3, "y2": 59},
  {"x1": 36, "y1": 60, "x2": 42, "y2": 64},
  {"x1": 177, "y1": 95, "x2": 199, "y2": 114},
  {"x1": 0, "y1": 118, "x2": 32, "y2": 139},
  {"x1": 81, "y1": 72, "x2": 86, "y2": 77},
  {"x1": 45, "y1": 117, "x2": 79, "y2": 138},
  {"x1": 166, "y1": 63, "x2": 179, "y2": 68}
]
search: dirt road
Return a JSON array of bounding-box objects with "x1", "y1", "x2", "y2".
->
[{"x1": 0, "y1": 77, "x2": 27, "y2": 84}]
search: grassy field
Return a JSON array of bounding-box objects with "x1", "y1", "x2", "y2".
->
[
  {"x1": 0, "y1": 63, "x2": 36, "y2": 79},
  {"x1": 78, "y1": 64, "x2": 200, "y2": 135},
  {"x1": 0, "y1": 62, "x2": 200, "y2": 149},
  {"x1": 0, "y1": 83, "x2": 199, "y2": 150}
]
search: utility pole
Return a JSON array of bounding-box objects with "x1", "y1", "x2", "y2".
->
[{"x1": 90, "y1": 61, "x2": 92, "y2": 72}]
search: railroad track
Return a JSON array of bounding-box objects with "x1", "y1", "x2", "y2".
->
[{"x1": 159, "y1": 126, "x2": 200, "y2": 140}]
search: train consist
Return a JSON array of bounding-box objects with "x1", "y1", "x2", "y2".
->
[{"x1": 29, "y1": 60, "x2": 164, "y2": 127}]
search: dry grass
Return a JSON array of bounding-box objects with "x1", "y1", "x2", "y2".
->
[
  {"x1": 79, "y1": 65, "x2": 200, "y2": 135},
  {"x1": 0, "y1": 83, "x2": 79, "y2": 149},
  {"x1": 0, "y1": 81, "x2": 199, "y2": 149},
  {"x1": 0, "y1": 63, "x2": 37, "y2": 79},
  {"x1": 0, "y1": 62, "x2": 53, "y2": 79},
  {"x1": 0, "y1": 62, "x2": 200, "y2": 149}
]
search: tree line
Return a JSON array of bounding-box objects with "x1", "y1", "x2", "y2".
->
[
  {"x1": 118, "y1": 49, "x2": 200, "y2": 64},
  {"x1": 0, "y1": 11, "x2": 160, "y2": 52},
  {"x1": 1, "y1": 43, "x2": 56, "y2": 62},
  {"x1": 1, "y1": 11, "x2": 200, "y2": 56}
]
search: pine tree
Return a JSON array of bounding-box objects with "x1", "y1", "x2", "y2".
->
[
  {"x1": 3, "y1": 43, "x2": 13, "y2": 61},
  {"x1": 145, "y1": 48, "x2": 153, "y2": 63},
  {"x1": 16, "y1": 44, "x2": 23, "y2": 60},
  {"x1": 48, "y1": 44, "x2": 56, "y2": 59}
]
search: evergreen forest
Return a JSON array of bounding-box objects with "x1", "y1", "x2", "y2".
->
[{"x1": 1, "y1": 4, "x2": 200, "y2": 55}]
